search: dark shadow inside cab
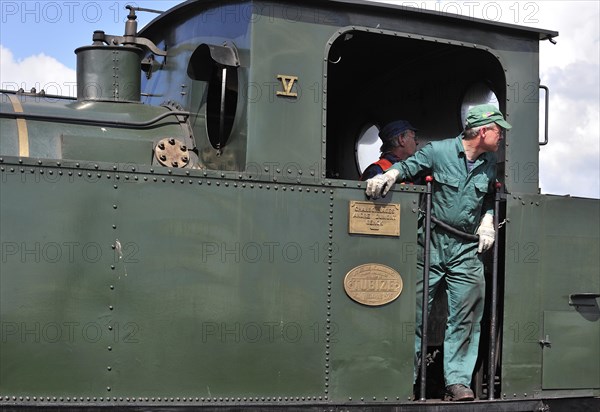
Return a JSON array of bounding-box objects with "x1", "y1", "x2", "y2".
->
[{"x1": 324, "y1": 31, "x2": 506, "y2": 180}]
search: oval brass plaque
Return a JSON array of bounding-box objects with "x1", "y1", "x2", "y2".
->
[{"x1": 344, "y1": 264, "x2": 403, "y2": 306}]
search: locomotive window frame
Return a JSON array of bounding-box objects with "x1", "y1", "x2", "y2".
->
[
  {"x1": 323, "y1": 27, "x2": 508, "y2": 181},
  {"x1": 188, "y1": 43, "x2": 240, "y2": 152}
]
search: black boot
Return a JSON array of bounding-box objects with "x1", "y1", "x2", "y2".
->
[{"x1": 444, "y1": 384, "x2": 475, "y2": 401}]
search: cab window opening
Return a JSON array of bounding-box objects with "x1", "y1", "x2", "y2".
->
[{"x1": 325, "y1": 31, "x2": 506, "y2": 181}]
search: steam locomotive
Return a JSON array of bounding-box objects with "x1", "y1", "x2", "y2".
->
[{"x1": 1, "y1": 1, "x2": 598, "y2": 410}]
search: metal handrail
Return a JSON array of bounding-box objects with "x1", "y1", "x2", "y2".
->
[
  {"x1": 539, "y1": 85, "x2": 549, "y2": 146},
  {"x1": 488, "y1": 183, "x2": 503, "y2": 399},
  {"x1": 419, "y1": 176, "x2": 433, "y2": 401}
]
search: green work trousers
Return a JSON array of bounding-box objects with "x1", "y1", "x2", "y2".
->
[{"x1": 414, "y1": 228, "x2": 485, "y2": 386}]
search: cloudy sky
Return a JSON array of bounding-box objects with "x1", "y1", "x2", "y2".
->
[{"x1": 1, "y1": 1, "x2": 598, "y2": 198}]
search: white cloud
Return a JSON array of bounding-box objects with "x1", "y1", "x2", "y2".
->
[
  {"x1": 0, "y1": 45, "x2": 77, "y2": 97},
  {"x1": 536, "y1": 2, "x2": 600, "y2": 69},
  {"x1": 534, "y1": 1, "x2": 600, "y2": 199},
  {"x1": 539, "y1": 94, "x2": 600, "y2": 198}
]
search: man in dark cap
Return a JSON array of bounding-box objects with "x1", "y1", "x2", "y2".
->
[
  {"x1": 360, "y1": 120, "x2": 419, "y2": 181},
  {"x1": 365, "y1": 104, "x2": 512, "y2": 401}
]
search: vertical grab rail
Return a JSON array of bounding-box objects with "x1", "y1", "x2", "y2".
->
[
  {"x1": 487, "y1": 182, "x2": 503, "y2": 399},
  {"x1": 419, "y1": 176, "x2": 434, "y2": 401},
  {"x1": 539, "y1": 85, "x2": 549, "y2": 146}
]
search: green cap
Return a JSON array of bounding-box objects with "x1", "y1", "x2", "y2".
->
[{"x1": 465, "y1": 104, "x2": 512, "y2": 130}]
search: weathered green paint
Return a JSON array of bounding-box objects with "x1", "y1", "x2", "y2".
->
[
  {"x1": 0, "y1": 95, "x2": 188, "y2": 162},
  {"x1": 0, "y1": 172, "x2": 116, "y2": 395},
  {"x1": 542, "y1": 311, "x2": 599, "y2": 389},
  {"x1": 503, "y1": 194, "x2": 600, "y2": 397},
  {"x1": 329, "y1": 189, "x2": 419, "y2": 401},
  {"x1": 0, "y1": 165, "x2": 420, "y2": 400},
  {"x1": 76, "y1": 46, "x2": 144, "y2": 102}
]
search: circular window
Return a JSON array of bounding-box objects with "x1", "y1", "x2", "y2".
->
[
  {"x1": 460, "y1": 81, "x2": 499, "y2": 127},
  {"x1": 355, "y1": 124, "x2": 381, "y2": 174}
]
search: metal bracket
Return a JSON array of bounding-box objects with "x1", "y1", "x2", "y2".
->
[
  {"x1": 569, "y1": 293, "x2": 600, "y2": 307},
  {"x1": 539, "y1": 335, "x2": 551, "y2": 348}
]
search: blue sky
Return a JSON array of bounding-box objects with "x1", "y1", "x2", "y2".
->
[
  {"x1": 0, "y1": 1, "x2": 182, "y2": 70},
  {"x1": 1, "y1": 1, "x2": 598, "y2": 198}
]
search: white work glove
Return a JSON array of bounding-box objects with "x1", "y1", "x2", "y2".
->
[
  {"x1": 476, "y1": 213, "x2": 495, "y2": 253},
  {"x1": 365, "y1": 169, "x2": 400, "y2": 199}
]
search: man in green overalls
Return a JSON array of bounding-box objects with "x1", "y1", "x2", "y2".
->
[{"x1": 365, "y1": 104, "x2": 512, "y2": 401}]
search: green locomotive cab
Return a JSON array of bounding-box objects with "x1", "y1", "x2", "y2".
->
[{"x1": 0, "y1": 1, "x2": 598, "y2": 410}]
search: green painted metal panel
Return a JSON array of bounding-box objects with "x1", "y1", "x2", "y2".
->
[
  {"x1": 0, "y1": 103, "x2": 19, "y2": 155},
  {"x1": 542, "y1": 311, "x2": 600, "y2": 389},
  {"x1": 61, "y1": 135, "x2": 154, "y2": 164},
  {"x1": 1, "y1": 171, "x2": 117, "y2": 395},
  {"x1": 503, "y1": 194, "x2": 600, "y2": 397},
  {"x1": 329, "y1": 189, "x2": 420, "y2": 402},
  {"x1": 247, "y1": 7, "x2": 332, "y2": 176},
  {"x1": 0, "y1": 165, "x2": 422, "y2": 402},
  {"x1": 1, "y1": 167, "x2": 337, "y2": 399},
  {"x1": 107, "y1": 180, "x2": 330, "y2": 398}
]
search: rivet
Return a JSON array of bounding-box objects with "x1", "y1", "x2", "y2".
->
[
  {"x1": 109, "y1": 305, "x2": 114, "y2": 310},
  {"x1": 108, "y1": 325, "x2": 113, "y2": 330},
  {"x1": 108, "y1": 346, "x2": 112, "y2": 351}
]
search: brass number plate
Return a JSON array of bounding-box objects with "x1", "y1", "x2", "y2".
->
[
  {"x1": 344, "y1": 264, "x2": 403, "y2": 306},
  {"x1": 349, "y1": 201, "x2": 400, "y2": 236}
]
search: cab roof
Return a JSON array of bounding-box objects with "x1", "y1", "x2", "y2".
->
[{"x1": 140, "y1": 0, "x2": 558, "y2": 41}]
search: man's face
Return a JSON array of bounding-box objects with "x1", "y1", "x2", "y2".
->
[
  {"x1": 403, "y1": 129, "x2": 419, "y2": 155},
  {"x1": 481, "y1": 123, "x2": 504, "y2": 152}
]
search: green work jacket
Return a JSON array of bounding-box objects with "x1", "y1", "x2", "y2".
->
[{"x1": 389, "y1": 135, "x2": 496, "y2": 234}]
